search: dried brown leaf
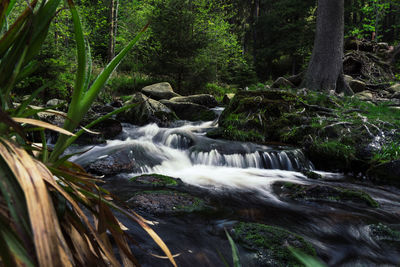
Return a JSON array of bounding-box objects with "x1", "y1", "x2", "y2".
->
[{"x1": 12, "y1": 117, "x2": 75, "y2": 136}]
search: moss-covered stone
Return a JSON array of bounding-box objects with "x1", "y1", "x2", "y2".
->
[
  {"x1": 233, "y1": 222, "x2": 316, "y2": 266},
  {"x1": 130, "y1": 173, "x2": 181, "y2": 188},
  {"x1": 215, "y1": 89, "x2": 400, "y2": 174},
  {"x1": 127, "y1": 190, "x2": 208, "y2": 214},
  {"x1": 278, "y1": 182, "x2": 379, "y2": 208},
  {"x1": 369, "y1": 223, "x2": 400, "y2": 246}
]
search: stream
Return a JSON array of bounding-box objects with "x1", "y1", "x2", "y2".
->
[{"x1": 71, "y1": 109, "x2": 400, "y2": 267}]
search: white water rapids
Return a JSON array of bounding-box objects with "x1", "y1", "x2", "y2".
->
[{"x1": 72, "y1": 118, "x2": 317, "y2": 200}]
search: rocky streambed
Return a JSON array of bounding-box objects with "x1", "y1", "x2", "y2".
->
[{"x1": 69, "y1": 105, "x2": 400, "y2": 266}]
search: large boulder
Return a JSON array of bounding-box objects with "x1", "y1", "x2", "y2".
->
[
  {"x1": 141, "y1": 82, "x2": 180, "y2": 100},
  {"x1": 160, "y1": 100, "x2": 217, "y2": 121},
  {"x1": 169, "y1": 94, "x2": 218, "y2": 108},
  {"x1": 75, "y1": 119, "x2": 123, "y2": 145},
  {"x1": 86, "y1": 149, "x2": 136, "y2": 176},
  {"x1": 117, "y1": 92, "x2": 177, "y2": 126}
]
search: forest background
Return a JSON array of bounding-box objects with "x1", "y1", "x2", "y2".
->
[{"x1": 9, "y1": 0, "x2": 400, "y2": 102}]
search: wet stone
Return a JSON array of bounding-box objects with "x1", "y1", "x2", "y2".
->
[
  {"x1": 127, "y1": 190, "x2": 208, "y2": 215},
  {"x1": 232, "y1": 222, "x2": 316, "y2": 266},
  {"x1": 130, "y1": 174, "x2": 182, "y2": 188},
  {"x1": 276, "y1": 182, "x2": 379, "y2": 208}
]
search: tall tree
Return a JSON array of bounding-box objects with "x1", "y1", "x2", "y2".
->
[{"x1": 304, "y1": 0, "x2": 352, "y2": 95}]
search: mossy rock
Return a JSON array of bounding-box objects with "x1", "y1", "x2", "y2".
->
[
  {"x1": 216, "y1": 89, "x2": 400, "y2": 174},
  {"x1": 301, "y1": 170, "x2": 323, "y2": 180},
  {"x1": 277, "y1": 182, "x2": 379, "y2": 208},
  {"x1": 127, "y1": 190, "x2": 208, "y2": 215},
  {"x1": 233, "y1": 222, "x2": 316, "y2": 266},
  {"x1": 130, "y1": 173, "x2": 182, "y2": 188},
  {"x1": 369, "y1": 223, "x2": 400, "y2": 247},
  {"x1": 305, "y1": 140, "x2": 357, "y2": 171}
]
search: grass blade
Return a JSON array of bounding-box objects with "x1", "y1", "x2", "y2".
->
[
  {"x1": 225, "y1": 229, "x2": 241, "y2": 267},
  {"x1": 0, "y1": 214, "x2": 35, "y2": 267},
  {"x1": 289, "y1": 247, "x2": 327, "y2": 267}
]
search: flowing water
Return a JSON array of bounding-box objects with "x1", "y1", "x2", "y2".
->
[{"x1": 72, "y1": 111, "x2": 400, "y2": 267}]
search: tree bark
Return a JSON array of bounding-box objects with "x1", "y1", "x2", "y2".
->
[
  {"x1": 107, "y1": 0, "x2": 116, "y2": 62},
  {"x1": 304, "y1": 0, "x2": 353, "y2": 95}
]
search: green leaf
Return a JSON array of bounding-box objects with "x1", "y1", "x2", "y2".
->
[
  {"x1": 225, "y1": 229, "x2": 241, "y2": 267},
  {"x1": 0, "y1": 214, "x2": 35, "y2": 267},
  {"x1": 289, "y1": 247, "x2": 327, "y2": 267}
]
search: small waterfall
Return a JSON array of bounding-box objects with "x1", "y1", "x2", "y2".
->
[
  {"x1": 189, "y1": 149, "x2": 313, "y2": 171},
  {"x1": 72, "y1": 121, "x2": 314, "y2": 196}
]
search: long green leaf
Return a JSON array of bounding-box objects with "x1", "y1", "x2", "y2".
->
[
  {"x1": 289, "y1": 247, "x2": 327, "y2": 267},
  {"x1": 225, "y1": 229, "x2": 241, "y2": 267},
  {"x1": 65, "y1": 0, "x2": 87, "y2": 123},
  {"x1": 0, "y1": 0, "x2": 38, "y2": 58},
  {"x1": 51, "y1": 103, "x2": 136, "y2": 161},
  {"x1": 14, "y1": 83, "x2": 47, "y2": 117},
  {"x1": 0, "y1": 0, "x2": 10, "y2": 31},
  {"x1": 0, "y1": 214, "x2": 35, "y2": 267}
]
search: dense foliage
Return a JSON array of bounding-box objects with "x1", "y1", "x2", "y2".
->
[{"x1": 10, "y1": 0, "x2": 400, "y2": 101}]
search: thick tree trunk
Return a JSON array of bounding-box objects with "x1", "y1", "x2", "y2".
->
[{"x1": 304, "y1": 0, "x2": 353, "y2": 95}]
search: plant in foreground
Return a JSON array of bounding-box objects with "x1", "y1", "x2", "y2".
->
[{"x1": 0, "y1": 0, "x2": 176, "y2": 266}]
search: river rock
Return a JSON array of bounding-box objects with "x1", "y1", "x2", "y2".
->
[
  {"x1": 130, "y1": 174, "x2": 183, "y2": 189},
  {"x1": 275, "y1": 182, "x2": 379, "y2": 208},
  {"x1": 141, "y1": 82, "x2": 180, "y2": 100},
  {"x1": 367, "y1": 160, "x2": 400, "y2": 187},
  {"x1": 349, "y1": 79, "x2": 366, "y2": 93},
  {"x1": 169, "y1": 94, "x2": 218, "y2": 108},
  {"x1": 271, "y1": 77, "x2": 294, "y2": 89},
  {"x1": 78, "y1": 118, "x2": 122, "y2": 142},
  {"x1": 232, "y1": 222, "x2": 316, "y2": 266},
  {"x1": 160, "y1": 100, "x2": 217, "y2": 121},
  {"x1": 87, "y1": 149, "x2": 136, "y2": 175},
  {"x1": 117, "y1": 92, "x2": 177, "y2": 126},
  {"x1": 127, "y1": 190, "x2": 208, "y2": 215},
  {"x1": 91, "y1": 103, "x2": 115, "y2": 114},
  {"x1": 46, "y1": 98, "x2": 67, "y2": 111}
]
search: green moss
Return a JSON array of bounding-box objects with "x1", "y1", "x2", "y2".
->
[
  {"x1": 130, "y1": 173, "x2": 179, "y2": 186},
  {"x1": 233, "y1": 222, "x2": 316, "y2": 267},
  {"x1": 371, "y1": 141, "x2": 400, "y2": 164},
  {"x1": 309, "y1": 140, "x2": 356, "y2": 164},
  {"x1": 369, "y1": 223, "x2": 400, "y2": 243},
  {"x1": 282, "y1": 182, "x2": 379, "y2": 208},
  {"x1": 132, "y1": 190, "x2": 207, "y2": 213},
  {"x1": 337, "y1": 188, "x2": 379, "y2": 208}
]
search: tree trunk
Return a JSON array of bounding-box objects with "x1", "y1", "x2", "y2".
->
[
  {"x1": 107, "y1": 0, "x2": 116, "y2": 62},
  {"x1": 304, "y1": 0, "x2": 353, "y2": 95}
]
